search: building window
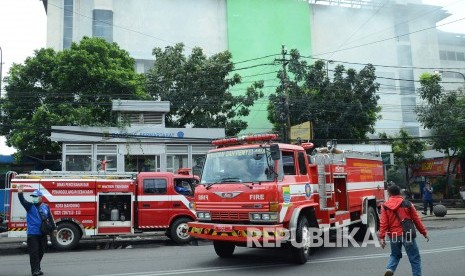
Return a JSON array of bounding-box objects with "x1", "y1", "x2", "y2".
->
[
  {"x1": 63, "y1": 0, "x2": 73, "y2": 49},
  {"x1": 167, "y1": 155, "x2": 188, "y2": 173},
  {"x1": 439, "y1": 51, "x2": 447, "y2": 60},
  {"x1": 394, "y1": 22, "x2": 409, "y2": 43},
  {"x1": 125, "y1": 155, "x2": 161, "y2": 172},
  {"x1": 397, "y1": 45, "x2": 413, "y2": 66},
  {"x1": 96, "y1": 145, "x2": 117, "y2": 172},
  {"x1": 65, "y1": 145, "x2": 92, "y2": 171},
  {"x1": 447, "y1": 51, "x2": 456, "y2": 61},
  {"x1": 456, "y1": 52, "x2": 465, "y2": 61},
  {"x1": 192, "y1": 154, "x2": 206, "y2": 177},
  {"x1": 93, "y1": 9, "x2": 113, "y2": 42}
]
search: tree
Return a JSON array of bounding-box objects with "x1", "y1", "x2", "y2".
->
[
  {"x1": 416, "y1": 73, "x2": 465, "y2": 197},
  {"x1": 267, "y1": 50, "x2": 381, "y2": 143},
  {"x1": 380, "y1": 130, "x2": 427, "y2": 194},
  {"x1": 0, "y1": 37, "x2": 146, "y2": 156},
  {"x1": 145, "y1": 43, "x2": 264, "y2": 136}
]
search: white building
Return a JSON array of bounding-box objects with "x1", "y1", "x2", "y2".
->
[
  {"x1": 41, "y1": 0, "x2": 465, "y2": 138},
  {"x1": 44, "y1": 0, "x2": 227, "y2": 73},
  {"x1": 51, "y1": 100, "x2": 224, "y2": 174}
]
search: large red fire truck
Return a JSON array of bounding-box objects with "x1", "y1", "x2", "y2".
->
[
  {"x1": 188, "y1": 134, "x2": 385, "y2": 264},
  {"x1": 6, "y1": 170, "x2": 198, "y2": 250}
]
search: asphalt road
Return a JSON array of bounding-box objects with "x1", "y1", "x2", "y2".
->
[{"x1": 0, "y1": 226, "x2": 464, "y2": 276}]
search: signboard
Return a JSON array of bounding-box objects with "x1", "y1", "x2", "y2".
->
[
  {"x1": 381, "y1": 153, "x2": 394, "y2": 165},
  {"x1": 414, "y1": 158, "x2": 449, "y2": 176},
  {"x1": 290, "y1": 121, "x2": 313, "y2": 141}
]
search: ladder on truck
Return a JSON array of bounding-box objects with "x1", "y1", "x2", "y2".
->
[
  {"x1": 2, "y1": 171, "x2": 18, "y2": 224},
  {"x1": 315, "y1": 154, "x2": 334, "y2": 211},
  {"x1": 12, "y1": 170, "x2": 137, "y2": 180}
]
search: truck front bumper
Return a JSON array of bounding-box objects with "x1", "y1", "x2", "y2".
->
[{"x1": 188, "y1": 221, "x2": 286, "y2": 242}]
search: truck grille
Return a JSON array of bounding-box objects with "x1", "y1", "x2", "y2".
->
[{"x1": 210, "y1": 211, "x2": 249, "y2": 221}]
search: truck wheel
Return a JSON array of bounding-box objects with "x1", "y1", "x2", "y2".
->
[
  {"x1": 169, "y1": 217, "x2": 193, "y2": 244},
  {"x1": 213, "y1": 241, "x2": 235, "y2": 258},
  {"x1": 290, "y1": 216, "x2": 311, "y2": 264},
  {"x1": 51, "y1": 222, "x2": 81, "y2": 250},
  {"x1": 354, "y1": 206, "x2": 378, "y2": 241}
]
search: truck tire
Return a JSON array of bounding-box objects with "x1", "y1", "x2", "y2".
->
[
  {"x1": 354, "y1": 206, "x2": 378, "y2": 241},
  {"x1": 290, "y1": 215, "x2": 311, "y2": 264},
  {"x1": 169, "y1": 217, "x2": 193, "y2": 244},
  {"x1": 213, "y1": 241, "x2": 235, "y2": 258},
  {"x1": 51, "y1": 222, "x2": 81, "y2": 250}
]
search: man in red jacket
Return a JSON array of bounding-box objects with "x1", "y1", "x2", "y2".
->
[{"x1": 379, "y1": 185, "x2": 429, "y2": 276}]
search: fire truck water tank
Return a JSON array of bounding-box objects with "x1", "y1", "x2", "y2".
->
[{"x1": 111, "y1": 209, "x2": 119, "y2": 221}]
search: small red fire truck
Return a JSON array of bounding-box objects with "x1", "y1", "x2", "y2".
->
[
  {"x1": 188, "y1": 134, "x2": 385, "y2": 264},
  {"x1": 6, "y1": 169, "x2": 198, "y2": 250}
]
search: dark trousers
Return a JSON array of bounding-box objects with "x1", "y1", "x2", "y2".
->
[
  {"x1": 424, "y1": 200, "x2": 433, "y2": 214},
  {"x1": 27, "y1": 235, "x2": 47, "y2": 274}
]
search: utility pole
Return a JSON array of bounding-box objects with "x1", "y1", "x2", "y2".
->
[{"x1": 275, "y1": 45, "x2": 290, "y2": 143}]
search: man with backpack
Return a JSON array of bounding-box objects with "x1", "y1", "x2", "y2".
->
[
  {"x1": 379, "y1": 185, "x2": 429, "y2": 276},
  {"x1": 18, "y1": 185, "x2": 57, "y2": 276}
]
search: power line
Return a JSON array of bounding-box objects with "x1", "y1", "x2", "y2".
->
[
  {"x1": 312, "y1": 16, "x2": 465, "y2": 56},
  {"x1": 327, "y1": 0, "x2": 389, "y2": 60},
  {"x1": 330, "y1": 0, "x2": 463, "y2": 49},
  {"x1": 301, "y1": 55, "x2": 465, "y2": 71}
]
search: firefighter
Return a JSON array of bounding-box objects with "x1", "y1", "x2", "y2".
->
[{"x1": 17, "y1": 185, "x2": 57, "y2": 276}]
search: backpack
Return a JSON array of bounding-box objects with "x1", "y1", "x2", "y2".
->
[
  {"x1": 383, "y1": 200, "x2": 417, "y2": 240},
  {"x1": 38, "y1": 204, "x2": 54, "y2": 235}
]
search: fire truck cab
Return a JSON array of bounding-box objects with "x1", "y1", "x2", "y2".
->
[
  {"x1": 6, "y1": 170, "x2": 198, "y2": 250},
  {"x1": 188, "y1": 134, "x2": 385, "y2": 264}
]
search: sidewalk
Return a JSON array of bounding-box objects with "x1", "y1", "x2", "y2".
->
[{"x1": 414, "y1": 207, "x2": 465, "y2": 221}]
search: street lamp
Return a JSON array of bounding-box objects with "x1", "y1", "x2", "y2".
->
[{"x1": 434, "y1": 70, "x2": 465, "y2": 83}]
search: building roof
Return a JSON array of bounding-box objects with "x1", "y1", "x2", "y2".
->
[
  {"x1": 0, "y1": 155, "x2": 15, "y2": 164},
  {"x1": 112, "y1": 100, "x2": 170, "y2": 112}
]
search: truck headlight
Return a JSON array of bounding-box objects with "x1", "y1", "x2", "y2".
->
[
  {"x1": 249, "y1": 212, "x2": 278, "y2": 222},
  {"x1": 196, "y1": 212, "x2": 211, "y2": 221},
  {"x1": 252, "y1": 213, "x2": 261, "y2": 220}
]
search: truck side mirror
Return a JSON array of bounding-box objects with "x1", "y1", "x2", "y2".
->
[{"x1": 270, "y1": 144, "x2": 281, "y2": 160}]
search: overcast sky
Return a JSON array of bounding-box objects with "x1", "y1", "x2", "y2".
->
[{"x1": 0, "y1": 0, "x2": 464, "y2": 155}]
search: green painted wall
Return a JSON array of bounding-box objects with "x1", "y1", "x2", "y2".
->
[{"x1": 227, "y1": 0, "x2": 312, "y2": 134}]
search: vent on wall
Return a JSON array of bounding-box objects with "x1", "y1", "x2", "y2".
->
[
  {"x1": 120, "y1": 112, "x2": 163, "y2": 125},
  {"x1": 65, "y1": 145, "x2": 92, "y2": 155}
]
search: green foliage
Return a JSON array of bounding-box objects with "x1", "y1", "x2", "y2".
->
[
  {"x1": 145, "y1": 43, "x2": 264, "y2": 136},
  {"x1": 380, "y1": 130, "x2": 427, "y2": 191},
  {"x1": 416, "y1": 73, "x2": 465, "y2": 197},
  {"x1": 386, "y1": 167, "x2": 406, "y2": 188},
  {"x1": 416, "y1": 73, "x2": 465, "y2": 158},
  {"x1": 390, "y1": 129, "x2": 427, "y2": 171},
  {"x1": 267, "y1": 50, "x2": 381, "y2": 142},
  {"x1": 1, "y1": 37, "x2": 146, "y2": 155}
]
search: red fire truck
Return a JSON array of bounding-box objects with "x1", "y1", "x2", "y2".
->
[
  {"x1": 188, "y1": 134, "x2": 385, "y2": 264},
  {"x1": 6, "y1": 170, "x2": 198, "y2": 250}
]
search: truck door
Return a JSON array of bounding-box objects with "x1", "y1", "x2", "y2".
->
[
  {"x1": 334, "y1": 176, "x2": 348, "y2": 210},
  {"x1": 137, "y1": 177, "x2": 172, "y2": 228}
]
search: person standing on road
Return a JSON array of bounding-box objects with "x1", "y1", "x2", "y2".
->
[
  {"x1": 379, "y1": 185, "x2": 429, "y2": 276},
  {"x1": 422, "y1": 182, "x2": 434, "y2": 215},
  {"x1": 17, "y1": 185, "x2": 57, "y2": 276}
]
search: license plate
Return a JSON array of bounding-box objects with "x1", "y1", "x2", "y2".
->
[{"x1": 214, "y1": 224, "x2": 233, "y2": 232}]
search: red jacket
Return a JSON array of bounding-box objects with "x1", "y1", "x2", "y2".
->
[{"x1": 379, "y1": 195, "x2": 428, "y2": 239}]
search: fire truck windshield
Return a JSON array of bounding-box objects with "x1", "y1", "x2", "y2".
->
[{"x1": 201, "y1": 147, "x2": 275, "y2": 185}]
